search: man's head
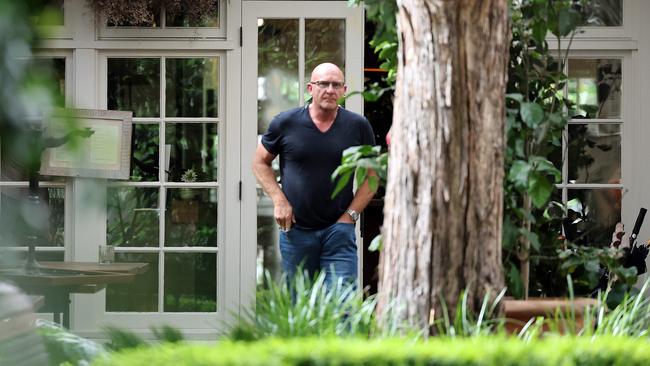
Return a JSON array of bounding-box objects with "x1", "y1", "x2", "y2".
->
[{"x1": 307, "y1": 63, "x2": 346, "y2": 112}]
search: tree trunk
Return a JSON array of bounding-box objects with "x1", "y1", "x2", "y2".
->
[{"x1": 377, "y1": 0, "x2": 509, "y2": 334}]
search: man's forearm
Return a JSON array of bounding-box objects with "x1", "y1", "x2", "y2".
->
[
  {"x1": 252, "y1": 161, "x2": 287, "y2": 204},
  {"x1": 347, "y1": 177, "x2": 376, "y2": 214}
]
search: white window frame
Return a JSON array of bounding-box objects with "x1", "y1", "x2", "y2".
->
[
  {"x1": 240, "y1": 1, "x2": 365, "y2": 305},
  {"x1": 96, "y1": 51, "x2": 234, "y2": 331},
  {"x1": 98, "y1": 1, "x2": 227, "y2": 39}
]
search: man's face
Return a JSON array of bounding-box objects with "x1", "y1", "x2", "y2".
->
[{"x1": 307, "y1": 66, "x2": 346, "y2": 112}]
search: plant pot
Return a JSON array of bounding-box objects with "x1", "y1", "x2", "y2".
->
[{"x1": 503, "y1": 297, "x2": 598, "y2": 334}]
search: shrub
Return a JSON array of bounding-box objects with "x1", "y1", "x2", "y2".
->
[{"x1": 94, "y1": 336, "x2": 650, "y2": 366}]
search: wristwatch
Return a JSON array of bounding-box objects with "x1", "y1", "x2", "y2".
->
[{"x1": 346, "y1": 209, "x2": 360, "y2": 222}]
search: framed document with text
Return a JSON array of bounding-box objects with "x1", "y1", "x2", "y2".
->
[{"x1": 40, "y1": 108, "x2": 132, "y2": 180}]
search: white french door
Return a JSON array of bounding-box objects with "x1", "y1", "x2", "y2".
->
[{"x1": 240, "y1": 1, "x2": 364, "y2": 303}]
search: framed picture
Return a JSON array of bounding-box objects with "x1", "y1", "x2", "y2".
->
[{"x1": 40, "y1": 108, "x2": 132, "y2": 180}]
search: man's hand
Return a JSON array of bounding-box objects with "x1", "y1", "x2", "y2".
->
[{"x1": 275, "y1": 199, "x2": 296, "y2": 231}]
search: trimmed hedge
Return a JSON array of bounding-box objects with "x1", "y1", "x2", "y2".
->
[{"x1": 93, "y1": 336, "x2": 650, "y2": 366}]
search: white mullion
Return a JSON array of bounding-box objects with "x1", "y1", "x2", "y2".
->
[
  {"x1": 162, "y1": 118, "x2": 220, "y2": 123},
  {"x1": 568, "y1": 119, "x2": 623, "y2": 124},
  {"x1": 160, "y1": 247, "x2": 219, "y2": 253},
  {"x1": 0, "y1": 181, "x2": 66, "y2": 188},
  {"x1": 299, "y1": 17, "x2": 305, "y2": 106},
  {"x1": 158, "y1": 56, "x2": 167, "y2": 313},
  {"x1": 562, "y1": 61, "x2": 569, "y2": 204},
  {"x1": 113, "y1": 247, "x2": 162, "y2": 253},
  {"x1": 557, "y1": 183, "x2": 624, "y2": 189},
  {"x1": 132, "y1": 118, "x2": 163, "y2": 124},
  {"x1": 2, "y1": 246, "x2": 66, "y2": 252}
]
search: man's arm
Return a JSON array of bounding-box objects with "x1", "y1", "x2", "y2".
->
[
  {"x1": 337, "y1": 170, "x2": 377, "y2": 224},
  {"x1": 252, "y1": 143, "x2": 295, "y2": 230}
]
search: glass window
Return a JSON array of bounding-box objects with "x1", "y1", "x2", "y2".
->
[
  {"x1": 108, "y1": 58, "x2": 161, "y2": 117},
  {"x1": 106, "y1": 55, "x2": 220, "y2": 313},
  {"x1": 166, "y1": 58, "x2": 219, "y2": 118},
  {"x1": 107, "y1": 253, "x2": 159, "y2": 312},
  {"x1": 0, "y1": 187, "x2": 65, "y2": 247},
  {"x1": 567, "y1": 189, "x2": 621, "y2": 246},
  {"x1": 165, "y1": 123, "x2": 218, "y2": 182},
  {"x1": 106, "y1": 1, "x2": 219, "y2": 28},
  {"x1": 568, "y1": 59, "x2": 622, "y2": 119},
  {"x1": 568, "y1": 124, "x2": 621, "y2": 184},
  {"x1": 164, "y1": 253, "x2": 217, "y2": 312},
  {"x1": 577, "y1": 0, "x2": 622, "y2": 27}
]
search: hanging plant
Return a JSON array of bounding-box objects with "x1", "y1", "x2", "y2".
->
[{"x1": 88, "y1": 0, "x2": 218, "y2": 26}]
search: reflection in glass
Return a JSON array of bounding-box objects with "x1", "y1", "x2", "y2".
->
[
  {"x1": 107, "y1": 253, "x2": 159, "y2": 312},
  {"x1": 165, "y1": 188, "x2": 217, "y2": 247},
  {"x1": 258, "y1": 18, "x2": 300, "y2": 134},
  {"x1": 568, "y1": 124, "x2": 621, "y2": 184},
  {"x1": 0, "y1": 187, "x2": 64, "y2": 247},
  {"x1": 107, "y1": 187, "x2": 159, "y2": 247},
  {"x1": 304, "y1": 18, "x2": 346, "y2": 102},
  {"x1": 0, "y1": 250, "x2": 64, "y2": 267},
  {"x1": 164, "y1": 253, "x2": 216, "y2": 312},
  {"x1": 568, "y1": 189, "x2": 621, "y2": 246},
  {"x1": 166, "y1": 58, "x2": 219, "y2": 117},
  {"x1": 256, "y1": 188, "x2": 281, "y2": 285},
  {"x1": 577, "y1": 0, "x2": 622, "y2": 26},
  {"x1": 130, "y1": 124, "x2": 159, "y2": 182},
  {"x1": 165, "y1": 123, "x2": 218, "y2": 182},
  {"x1": 568, "y1": 59, "x2": 622, "y2": 119},
  {"x1": 108, "y1": 58, "x2": 161, "y2": 117},
  {"x1": 166, "y1": 1, "x2": 219, "y2": 27}
]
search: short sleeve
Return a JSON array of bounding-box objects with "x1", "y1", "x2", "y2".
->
[
  {"x1": 260, "y1": 117, "x2": 283, "y2": 155},
  {"x1": 360, "y1": 118, "x2": 376, "y2": 146}
]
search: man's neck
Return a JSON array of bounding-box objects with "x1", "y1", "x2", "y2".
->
[{"x1": 308, "y1": 104, "x2": 338, "y2": 125}]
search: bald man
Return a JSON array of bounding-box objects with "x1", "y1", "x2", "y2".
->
[{"x1": 252, "y1": 63, "x2": 376, "y2": 286}]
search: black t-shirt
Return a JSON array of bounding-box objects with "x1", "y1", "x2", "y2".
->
[{"x1": 261, "y1": 105, "x2": 375, "y2": 229}]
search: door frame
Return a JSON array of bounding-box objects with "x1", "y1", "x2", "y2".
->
[{"x1": 240, "y1": 1, "x2": 365, "y2": 309}]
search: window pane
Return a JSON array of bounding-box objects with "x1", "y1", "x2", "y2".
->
[
  {"x1": 165, "y1": 123, "x2": 218, "y2": 182},
  {"x1": 108, "y1": 58, "x2": 160, "y2": 117},
  {"x1": 166, "y1": 1, "x2": 219, "y2": 27},
  {"x1": 258, "y1": 18, "x2": 300, "y2": 134},
  {"x1": 304, "y1": 18, "x2": 346, "y2": 90},
  {"x1": 130, "y1": 124, "x2": 159, "y2": 182},
  {"x1": 577, "y1": 0, "x2": 622, "y2": 27},
  {"x1": 107, "y1": 253, "x2": 158, "y2": 312},
  {"x1": 165, "y1": 58, "x2": 219, "y2": 118},
  {"x1": 165, "y1": 188, "x2": 217, "y2": 247},
  {"x1": 164, "y1": 253, "x2": 216, "y2": 312},
  {"x1": 567, "y1": 189, "x2": 621, "y2": 247},
  {"x1": 568, "y1": 124, "x2": 621, "y2": 184},
  {"x1": 34, "y1": 57, "x2": 65, "y2": 107},
  {"x1": 0, "y1": 187, "x2": 64, "y2": 247},
  {"x1": 107, "y1": 187, "x2": 159, "y2": 247},
  {"x1": 568, "y1": 59, "x2": 622, "y2": 119}
]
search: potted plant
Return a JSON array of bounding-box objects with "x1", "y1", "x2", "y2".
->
[{"x1": 179, "y1": 168, "x2": 197, "y2": 200}]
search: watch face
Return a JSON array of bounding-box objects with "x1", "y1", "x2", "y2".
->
[{"x1": 347, "y1": 210, "x2": 359, "y2": 221}]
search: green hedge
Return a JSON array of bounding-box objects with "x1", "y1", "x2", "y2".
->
[{"x1": 92, "y1": 336, "x2": 650, "y2": 366}]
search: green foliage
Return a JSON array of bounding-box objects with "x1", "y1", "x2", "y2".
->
[
  {"x1": 228, "y1": 271, "x2": 384, "y2": 340},
  {"x1": 95, "y1": 336, "x2": 650, "y2": 366},
  {"x1": 504, "y1": 0, "x2": 597, "y2": 298},
  {"x1": 434, "y1": 289, "x2": 507, "y2": 338},
  {"x1": 37, "y1": 320, "x2": 105, "y2": 366},
  {"x1": 330, "y1": 145, "x2": 387, "y2": 199},
  {"x1": 104, "y1": 325, "x2": 185, "y2": 352}
]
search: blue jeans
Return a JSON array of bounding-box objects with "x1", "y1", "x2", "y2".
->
[{"x1": 279, "y1": 222, "x2": 358, "y2": 286}]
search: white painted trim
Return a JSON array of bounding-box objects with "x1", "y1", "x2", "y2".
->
[
  {"x1": 97, "y1": 0, "x2": 227, "y2": 39},
  {"x1": 241, "y1": 1, "x2": 366, "y2": 306}
]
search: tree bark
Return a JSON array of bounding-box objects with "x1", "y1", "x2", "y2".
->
[{"x1": 377, "y1": 0, "x2": 509, "y2": 334}]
